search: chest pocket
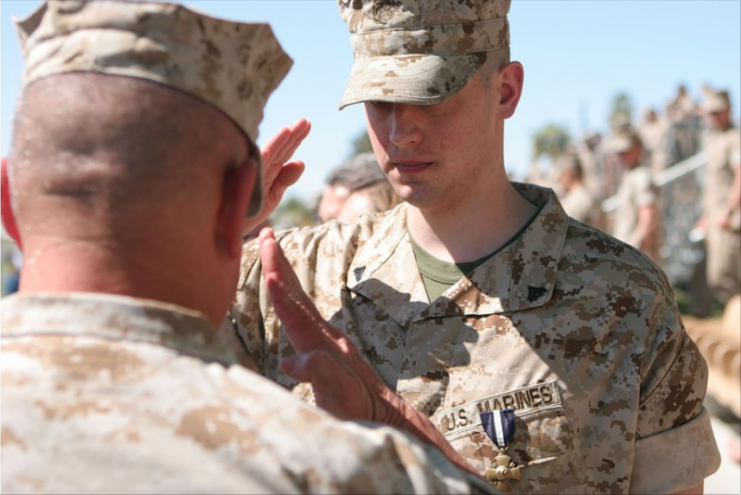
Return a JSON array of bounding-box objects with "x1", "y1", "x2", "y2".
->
[{"x1": 431, "y1": 382, "x2": 581, "y2": 495}]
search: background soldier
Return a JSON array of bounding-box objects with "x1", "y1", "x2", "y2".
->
[
  {"x1": 555, "y1": 153, "x2": 601, "y2": 229},
  {"x1": 317, "y1": 152, "x2": 399, "y2": 223},
  {"x1": 225, "y1": 1, "x2": 720, "y2": 493},
  {"x1": 699, "y1": 88, "x2": 741, "y2": 306},
  {"x1": 0, "y1": 2, "x2": 493, "y2": 494},
  {"x1": 606, "y1": 128, "x2": 662, "y2": 262},
  {"x1": 638, "y1": 107, "x2": 669, "y2": 176}
]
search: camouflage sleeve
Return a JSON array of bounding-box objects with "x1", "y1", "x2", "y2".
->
[
  {"x1": 628, "y1": 301, "x2": 721, "y2": 493},
  {"x1": 219, "y1": 237, "x2": 268, "y2": 373}
]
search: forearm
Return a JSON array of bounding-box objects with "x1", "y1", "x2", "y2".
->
[{"x1": 637, "y1": 205, "x2": 657, "y2": 250}]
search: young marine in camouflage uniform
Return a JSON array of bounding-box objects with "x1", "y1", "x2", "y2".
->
[
  {"x1": 0, "y1": 2, "x2": 494, "y2": 494},
  {"x1": 225, "y1": 1, "x2": 721, "y2": 493}
]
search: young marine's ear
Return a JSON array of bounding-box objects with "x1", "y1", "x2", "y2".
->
[
  {"x1": 496, "y1": 61, "x2": 524, "y2": 120},
  {"x1": 1, "y1": 157, "x2": 23, "y2": 250},
  {"x1": 217, "y1": 155, "x2": 257, "y2": 259}
]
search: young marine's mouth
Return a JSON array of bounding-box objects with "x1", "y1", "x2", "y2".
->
[{"x1": 390, "y1": 160, "x2": 434, "y2": 175}]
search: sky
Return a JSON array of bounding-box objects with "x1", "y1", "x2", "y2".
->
[{"x1": 1, "y1": 0, "x2": 740, "y2": 204}]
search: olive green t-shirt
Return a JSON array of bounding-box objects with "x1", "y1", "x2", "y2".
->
[
  {"x1": 410, "y1": 238, "x2": 496, "y2": 302},
  {"x1": 409, "y1": 203, "x2": 544, "y2": 302}
]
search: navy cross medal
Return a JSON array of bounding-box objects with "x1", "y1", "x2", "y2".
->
[{"x1": 480, "y1": 409, "x2": 522, "y2": 492}]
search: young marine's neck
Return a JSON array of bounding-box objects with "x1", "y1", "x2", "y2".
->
[{"x1": 406, "y1": 179, "x2": 537, "y2": 263}]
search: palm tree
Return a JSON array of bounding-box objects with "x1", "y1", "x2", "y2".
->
[{"x1": 532, "y1": 124, "x2": 571, "y2": 160}]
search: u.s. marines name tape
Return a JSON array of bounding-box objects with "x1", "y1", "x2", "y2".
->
[{"x1": 431, "y1": 381, "x2": 563, "y2": 438}]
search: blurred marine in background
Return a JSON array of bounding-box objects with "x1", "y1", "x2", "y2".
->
[
  {"x1": 317, "y1": 152, "x2": 400, "y2": 224},
  {"x1": 606, "y1": 128, "x2": 662, "y2": 262},
  {"x1": 700, "y1": 88, "x2": 741, "y2": 306}
]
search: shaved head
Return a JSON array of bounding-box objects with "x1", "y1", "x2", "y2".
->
[{"x1": 9, "y1": 73, "x2": 251, "y2": 242}]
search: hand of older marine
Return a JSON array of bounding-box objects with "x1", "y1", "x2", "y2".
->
[
  {"x1": 242, "y1": 119, "x2": 311, "y2": 234},
  {"x1": 258, "y1": 227, "x2": 399, "y2": 423},
  {"x1": 259, "y1": 227, "x2": 484, "y2": 478}
]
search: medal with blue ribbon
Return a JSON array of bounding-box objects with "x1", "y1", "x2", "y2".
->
[{"x1": 480, "y1": 409, "x2": 522, "y2": 492}]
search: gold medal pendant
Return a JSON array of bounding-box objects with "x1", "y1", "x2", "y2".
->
[
  {"x1": 485, "y1": 448, "x2": 522, "y2": 493},
  {"x1": 480, "y1": 409, "x2": 522, "y2": 492}
]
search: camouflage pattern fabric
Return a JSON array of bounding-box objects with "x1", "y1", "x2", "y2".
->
[
  {"x1": 225, "y1": 182, "x2": 721, "y2": 494},
  {"x1": 1, "y1": 293, "x2": 490, "y2": 495},
  {"x1": 15, "y1": 0, "x2": 294, "y2": 217},
  {"x1": 337, "y1": 0, "x2": 510, "y2": 108}
]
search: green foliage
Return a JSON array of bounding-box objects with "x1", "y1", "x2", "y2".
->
[
  {"x1": 532, "y1": 124, "x2": 571, "y2": 160},
  {"x1": 609, "y1": 92, "x2": 633, "y2": 128},
  {"x1": 271, "y1": 196, "x2": 314, "y2": 229}
]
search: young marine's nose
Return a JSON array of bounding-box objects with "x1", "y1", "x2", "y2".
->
[{"x1": 389, "y1": 103, "x2": 424, "y2": 149}]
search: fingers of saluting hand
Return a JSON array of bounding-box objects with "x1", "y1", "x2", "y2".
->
[
  {"x1": 274, "y1": 119, "x2": 311, "y2": 167},
  {"x1": 268, "y1": 160, "x2": 305, "y2": 203},
  {"x1": 260, "y1": 119, "x2": 311, "y2": 179}
]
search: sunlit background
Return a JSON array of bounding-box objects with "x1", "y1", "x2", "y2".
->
[{"x1": 2, "y1": 1, "x2": 740, "y2": 200}]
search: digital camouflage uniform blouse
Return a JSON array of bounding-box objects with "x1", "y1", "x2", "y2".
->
[
  {"x1": 224, "y1": 183, "x2": 720, "y2": 494},
  {"x1": 1, "y1": 293, "x2": 489, "y2": 495}
]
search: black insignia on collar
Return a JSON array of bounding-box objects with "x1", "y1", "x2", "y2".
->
[
  {"x1": 354, "y1": 266, "x2": 366, "y2": 281},
  {"x1": 527, "y1": 286, "x2": 547, "y2": 303}
]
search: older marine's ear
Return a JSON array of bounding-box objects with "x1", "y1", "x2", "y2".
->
[
  {"x1": 218, "y1": 156, "x2": 257, "y2": 259},
  {"x1": 1, "y1": 157, "x2": 22, "y2": 250}
]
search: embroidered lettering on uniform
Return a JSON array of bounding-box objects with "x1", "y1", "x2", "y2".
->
[
  {"x1": 527, "y1": 286, "x2": 548, "y2": 302},
  {"x1": 458, "y1": 408, "x2": 469, "y2": 427},
  {"x1": 433, "y1": 381, "x2": 563, "y2": 437}
]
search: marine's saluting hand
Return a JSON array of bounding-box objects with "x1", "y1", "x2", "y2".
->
[{"x1": 242, "y1": 119, "x2": 311, "y2": 234}]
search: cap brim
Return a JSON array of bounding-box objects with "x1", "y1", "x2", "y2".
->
[
  {"x1": 701, "y1": 101, "x2": 729, "y2": 114},
  {"x1": 339, "y1": 53, "x2": 485, "y2": 110}
]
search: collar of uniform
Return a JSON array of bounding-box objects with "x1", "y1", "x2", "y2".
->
[
  {"x1": 347, "y1": 203, "x2": 429, "y2": 328},
  {"x1": 0, "y1": 292, "x2": 236, "y2": 365},
  {"x1": 348, "y1": 183, "x2": 569, "y2": 323}
]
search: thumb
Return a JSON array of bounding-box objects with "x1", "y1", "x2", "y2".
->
[{"x1": 279, "y1": 354, "x2": 313, "y2": 382}]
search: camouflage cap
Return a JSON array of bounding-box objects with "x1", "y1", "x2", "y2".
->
[
  {"x1": 14, "y1": 0, "x2": 293, "y2": 217},
  {"x1": 701, "y1": 89, "x2": 731, "y2": 114},
  {"x1": 338, "y1": 0, "x2": 511, "y2": 109},
  {"x1": 553, "y1": 153, "x2": 582, "y2": 175},
  {"x1": 327, "y1": 152, "x2": 386, "y2": 191}
]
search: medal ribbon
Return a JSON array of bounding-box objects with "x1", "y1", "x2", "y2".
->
[{"x1": 480, "y1": 408, "x2": 516, "y2": 448}]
